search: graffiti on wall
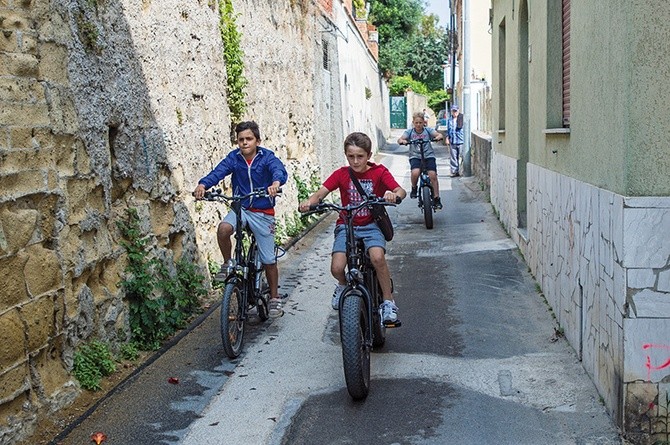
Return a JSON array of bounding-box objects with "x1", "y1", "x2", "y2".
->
[{"x1": 643, "y1": 343, "x2": 670, "y2": 381}]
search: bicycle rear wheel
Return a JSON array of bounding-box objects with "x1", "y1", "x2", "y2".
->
[
  {"x1": 255, "y1": 268, "x2": 270, "y2": 321},
  {"x1": 340, "y1": 292, "x2": 370, "y2": 400},
  {"x1": 421, "y1": 186, "x2": 434, "y2": 229},
  {"x1": 221, "y1": 282, "x2": 245, "y2": 358}
]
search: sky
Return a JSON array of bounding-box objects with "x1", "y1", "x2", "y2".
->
[{"x1": 425, "y1": 0, "x2": 450, "y2": 28}]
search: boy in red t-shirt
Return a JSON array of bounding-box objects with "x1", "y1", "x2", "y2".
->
[{"x1": 299, "y1": 132, "x2": 407, "y2": 325}]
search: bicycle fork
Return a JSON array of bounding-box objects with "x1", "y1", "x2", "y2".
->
[{"x1": 339, "y1": 272, "x2": 375, "y2": 349}]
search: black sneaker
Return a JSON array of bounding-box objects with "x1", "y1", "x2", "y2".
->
[
  {"x1": 410, "y1": 187, "x2": 418, "y2": 199},
  {"x1": 433, "y1": 197, "x2": 443, "y2": 210}
]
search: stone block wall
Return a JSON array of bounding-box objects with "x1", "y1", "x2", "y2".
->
[
  {"x1": 471, "y1": 130, "x2": 491, "y2": 192},
  {"x1": 491, "y1": 152, "x2": 670, "y2": 443}
]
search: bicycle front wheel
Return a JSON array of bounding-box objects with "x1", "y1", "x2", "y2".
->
[
  {"x1": 421, "y1": 186, "x2": 434, "y2": 229},
  {"x1": 340, "y1": 293, "x2": 370, "y2": 400},
  {"x1": 221, "y1": 282, "x2": 245, "y2": 358}
]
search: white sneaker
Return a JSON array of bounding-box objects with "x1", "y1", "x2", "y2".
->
[
  {"x1": 380, "y1": 300, "x2": 398, "y2": 324},
  {"x1": 331, "y1": 284, "x2": 346, "y2": 310}
]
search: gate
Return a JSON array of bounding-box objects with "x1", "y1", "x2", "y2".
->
[{"x1": 390, "y1": 96, "x2": 406, "y2": 129}]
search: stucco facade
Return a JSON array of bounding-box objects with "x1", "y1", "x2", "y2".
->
[{"x1": 490, "y1": 1, "x2": 670, "y2": 442}]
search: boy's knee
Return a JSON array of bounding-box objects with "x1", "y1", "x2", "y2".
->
[
  {"x1": 218, "y1": 222, "x2": 233, "y2": 235},
  {"x1": 368, "y1": 248, "x2": 386, "y2": 265}
]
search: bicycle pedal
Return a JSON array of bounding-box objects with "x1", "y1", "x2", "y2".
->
[{"x1": 383, "y1": 319, "x2": 402, "y2": 328}]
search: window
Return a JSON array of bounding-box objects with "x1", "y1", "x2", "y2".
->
[
  {"x1": 498, "y1": 19, "x2": 506, "y2": 130},
  {"x1": 562, "y1": 0, "x2": 570, "y2": 126},
  {"x1": 322, "y1": 39, "x2": 330, "y2": 71}
]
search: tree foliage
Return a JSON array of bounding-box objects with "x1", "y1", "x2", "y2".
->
[{"x1": 369, "y1": 0, "x2": 451, "y2": 91}]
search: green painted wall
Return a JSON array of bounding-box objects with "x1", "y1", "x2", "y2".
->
[{"x1": 491, "y1": 0, "x2": 670, "y2": 197}]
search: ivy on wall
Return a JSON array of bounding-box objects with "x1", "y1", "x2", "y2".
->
[{"x1": 218, "y1": 0, "x2": 248, "y2": 127}]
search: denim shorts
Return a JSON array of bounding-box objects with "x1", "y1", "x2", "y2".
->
[
  {"x1": 332, "y1": 223, "x2": 386, "y2": 253},
  {"x1": 223, "y1": 209, "x2": 276, "y2": 264},
  {"x1": 409, "y1": 157, "x2": 437, "y2": 171}
]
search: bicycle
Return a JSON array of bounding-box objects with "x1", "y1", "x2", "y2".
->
[
  {"x1": 401, "y1": 138, "x2": 440, "y2": 229},
  {"x1": 197, "y1": 188, "x2": 282, "y2": 358},
  {"x1": 305, "y1": 196, "x2": 401, "y2": 400}
]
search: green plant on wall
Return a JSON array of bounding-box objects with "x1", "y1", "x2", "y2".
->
[
  {"x1": 274, "y1": 170, "x2": 322, "y2": 245},
  {"x1": 218, "y1": 0, "x2": 248, "y2": 125},
  {"x1": 76, "y1": 12, "x2": 100, "y2": 53},
  {"x1": 365, "y1": 87, "x2": 372, "y2": 100},
  {"x1": 353, "y1": 0, "x2": 366, "y2": 18},
  {"x1": 117, "y1": 208, "x2": 207, "y2": 350},
  {"x1": 73, "y1": 340, "x2": 116, "y2": 391}
]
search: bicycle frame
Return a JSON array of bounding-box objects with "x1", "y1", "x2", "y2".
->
[
  {"x1": 339, "y1": 205, "x2": 378, "y2": 349},
  {"x1": 307, "y1": 198, "x2": 396, "y2": 342},
  {"x1": 198, "y1": 188, "x2": 278, "y2": 357},
  {"x1": 405, "y1": 138, "x2": 439, "y2": 229}
]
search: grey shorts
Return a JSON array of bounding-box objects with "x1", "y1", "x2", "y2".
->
[
  {"x1": 222, "y1": 209, "x2": 277, "y2": 265},
  {"x1": 332, "y1": 223, "x2": 386, "y2": 253}
]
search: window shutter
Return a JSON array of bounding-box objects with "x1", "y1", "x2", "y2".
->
[{"x1": 562, "y1": 0, "x2": 571, "y2": 126}]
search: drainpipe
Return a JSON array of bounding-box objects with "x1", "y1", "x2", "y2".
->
[
  {"x1": 450, "y1": 4, "x2": 456, "y2": 109},
  {"x1": 462, "y1": 0, "x2": 472, "y2": 177}
]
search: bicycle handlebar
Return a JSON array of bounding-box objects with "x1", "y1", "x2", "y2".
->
[
  {"x1": 193, "y1": 187, "x2": 282, "y2": 202},
  {"x1": 398, "y1": 138, "x2": 440, "y2": 146},
  {"x1": 303, "y1": 196, "x2": 401, "y2": 216}
]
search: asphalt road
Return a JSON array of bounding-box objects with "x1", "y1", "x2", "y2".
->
[{"x1": 52, "y1": 138, "x2": 623, "y2": 445}]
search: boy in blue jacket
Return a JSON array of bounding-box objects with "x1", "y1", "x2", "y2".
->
[{"x1": 194, "y1": 121, "x2": 288, "y2": 317}]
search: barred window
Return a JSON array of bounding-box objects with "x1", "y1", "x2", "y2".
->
[
  {"x1": 323, "y1": 40, "x2": 330, "y2": 71},
  {"x1": 562, "y1": 0, "x2": 570, "y2": 126}
]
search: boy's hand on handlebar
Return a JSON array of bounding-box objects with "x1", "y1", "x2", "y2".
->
[
  {"x1": 267, "y1": 182, "x2": 281, "y2": 197},
  {"x1": 383, "y1": 191, "x2": 400, "y2": 204},
  {"x1": 298, "y1": 199, "x2": 315, "y2": 213},
  {"x1": 193, "y1": 184, "x2": 206, "y2": 200}
]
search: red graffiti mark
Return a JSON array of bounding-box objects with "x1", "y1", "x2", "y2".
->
[
  {"x1": 643, "y1": 343, "x2": 670, "y2": 381},
  {"x1": 643, "y1": 343, "x2": 670, "y2": 350}
]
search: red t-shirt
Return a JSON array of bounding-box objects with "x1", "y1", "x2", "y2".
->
[{"x1": 323, "y1": 163, "x2": 401, "y2": 226}]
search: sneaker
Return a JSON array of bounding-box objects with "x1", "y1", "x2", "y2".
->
[
  {"x1": 215, "y1": 259, "x2": 236, "y2": 281},
  {"x1": 450, "y1": 172, "x2": 460, "y2": 177},
  {"x1": 214, "y1": 262, "x2": 229, "y2": 281},
  {"x1": 331, "y1": 284, "x2": 346, "y2": 310},
  {"x1": 380, "y1": 300, "x2": 398, "y2": 324},
  {"x1": 268, "y1": 298, "x2": 283, "y2": 318},
  {"x1": 410, "y1": 186, "x2": 418, "y2": 199},
  {"x1": 433, "y1": 197, "x2": 443, "y2": 210}
]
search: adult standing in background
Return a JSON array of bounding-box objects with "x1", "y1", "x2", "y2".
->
[{"x1": 446, "y1": 105, "x2": 464, "y2": 177}]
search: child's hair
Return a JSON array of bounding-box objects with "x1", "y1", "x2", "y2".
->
[
  {"x1": 343, "y1": 132, "x2": 372, "y2": 155},
  {"x1": 235, "y1": 121, "x2": 261, "y2": 140},
  {"x1": 412, "y1": 111, "x2": 426, "y2": 120}
]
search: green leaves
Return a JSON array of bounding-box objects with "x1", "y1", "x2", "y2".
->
[
  {"x1": 368, "y1": 0, "x2": 451, "y2": 91},
  {"x1": 219, "y1": 0, "x2": 248, "y2": 127},
  {"x1": 117, "y1": 208, "x2": 207, "y2": 351},
  {"x1": 73, "y1": 341, "x2": 116, "y2": 391}
]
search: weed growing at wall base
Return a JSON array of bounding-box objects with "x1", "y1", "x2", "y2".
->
[
  {"x1": 73, "y1": 340, "x2": 116, "y2": 391},
  {"x1": 117, "y1": 208, "x2": 207, "y2": 350}
]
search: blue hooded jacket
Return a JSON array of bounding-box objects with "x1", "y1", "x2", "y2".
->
[{"x1": 198, "y1": 147, "x2": 288, "y2": 210}]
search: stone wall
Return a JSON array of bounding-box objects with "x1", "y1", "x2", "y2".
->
[
  {"x1": 0, "y1": 0, "x2": 388, "y2": 442},
  {"x1": 471, "y1": 130, "x2": 491, "y2": 192}
]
